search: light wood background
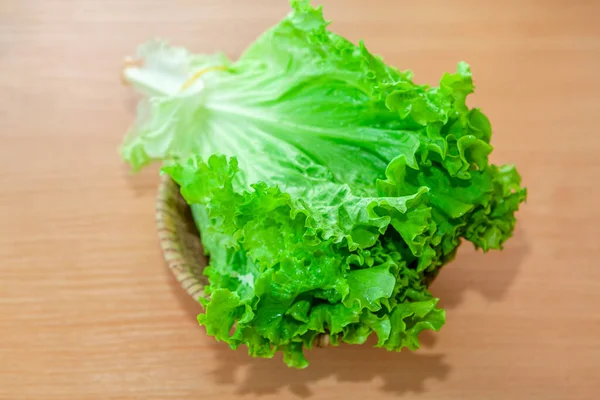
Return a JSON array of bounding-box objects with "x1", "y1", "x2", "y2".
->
[{"x1": 1, "y1": 1, "x2": 599, "y2": 399}]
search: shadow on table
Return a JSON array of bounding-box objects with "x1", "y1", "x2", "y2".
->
[
  {"x1": 429, "y1": 226, "x2": 530, "y2": 309},
  {"x1": 211, "y1": 339, "x2": 450, "y2": 398}
]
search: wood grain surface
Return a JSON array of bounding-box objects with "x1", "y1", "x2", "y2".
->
[{"x1": 1, "y1": 1, "x2": 599, "y2": 399}]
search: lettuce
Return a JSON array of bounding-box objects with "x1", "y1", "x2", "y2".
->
[{"x1": 120, "y1": 0, "x2": 526, "y2": 368}]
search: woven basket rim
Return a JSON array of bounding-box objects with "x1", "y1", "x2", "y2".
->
[{"x1": 156, "y1": 174, "x2": 207, "y2": 300}]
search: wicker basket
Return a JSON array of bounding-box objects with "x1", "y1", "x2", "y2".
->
[
  {"x1": 156, "y1": 175, "x2": 208, "y2": 300},
  {"x1": 155, "y1": 175, "x2": 331, "y2": 347}
]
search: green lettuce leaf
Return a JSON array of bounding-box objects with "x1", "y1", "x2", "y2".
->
[{"x1": 120, "y1": 0, "x2": 526, "y2": 367}]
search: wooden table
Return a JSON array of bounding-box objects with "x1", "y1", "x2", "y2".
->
[{"x1": 1, "y1": 1, "x2": 599, "y2": 399}]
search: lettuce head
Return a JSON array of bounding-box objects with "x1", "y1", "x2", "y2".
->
[{"x1": 120, "y1": 0, "x2": 526, "y2": 368}]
